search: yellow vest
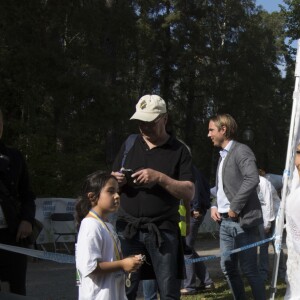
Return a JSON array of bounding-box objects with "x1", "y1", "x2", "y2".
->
[{"x1": 178, "y1": 200, "x2": 186, "y2": 237}]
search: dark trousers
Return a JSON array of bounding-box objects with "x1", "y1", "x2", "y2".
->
[
  {"x1": 0, "y1": 228, "x2": 27, "y2": 295},
  {"x1": 117, "y1": 225, "x2": 181, "y2": 300},
  {"x1": 183, "y1": 215, "x2": 213, "y2": 291},
  {"x1": 258, "y1": 222, "x2": 286, "y2": 281}
]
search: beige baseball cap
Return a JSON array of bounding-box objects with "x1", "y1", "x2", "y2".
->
[{"x1": 130, "y1": 95, "x2": 167, "y2": 122}]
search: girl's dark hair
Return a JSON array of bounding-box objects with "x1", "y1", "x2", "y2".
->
[{"x1": 75, "y1": 171, "x2": 117, "y2": 228}]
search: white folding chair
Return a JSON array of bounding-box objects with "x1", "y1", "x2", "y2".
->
[{"x1": 50, "y1": 213, "x2": 77, "y2": 253}]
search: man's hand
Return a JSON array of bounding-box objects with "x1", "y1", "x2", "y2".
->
[
  {"x1": 16, "y1": 220, "x2": 32, "y2": 242},
  {"x1": 111, "y1": 171, "x2": 127, "y2": 187},
  {"x1": 132, "y1": 168, "x2": 159, "y2": 185},
  {"x1": 132, "y1": 168, "x2": 194, "y2": 203},
  {"x1": 211, "y1": 207, "x2": 221, "y2": 222},
  {"x1": 228, "y1": 209, "x2": 238, "y2": 218},
  {"x1": 192, "y1": 210, "x2": 202, "y2": 219}
]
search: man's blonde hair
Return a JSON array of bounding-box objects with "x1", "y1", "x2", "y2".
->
[{"x1": 209, "y1": 114, "x2": 237, "y2": 139}]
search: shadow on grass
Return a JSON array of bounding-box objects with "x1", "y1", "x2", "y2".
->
[{"x1": 180, "y1": 279, "x2": 287, "y2": 300}]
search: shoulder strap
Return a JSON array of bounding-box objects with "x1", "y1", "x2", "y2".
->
[{"x1": 121, "y1": 134, "x2": 138, "y2": 168}]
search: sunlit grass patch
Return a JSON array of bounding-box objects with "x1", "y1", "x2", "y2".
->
[{"x1": 180, "y1": 278, "x2": 286, "y2": 300}]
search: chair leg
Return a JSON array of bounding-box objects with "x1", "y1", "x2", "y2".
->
[
  {"x1": 53, "y1": 235, "x2": 61, "y2": 253},
  {"x1": 52, "y1": 234, "x2": 76, "y2": 253},
  {"x1": 40, "y1": 244, "x2": 47, "y2": 252},
  {"x1": 63, "y1": 242, "x2": 71, "y2": 254}
]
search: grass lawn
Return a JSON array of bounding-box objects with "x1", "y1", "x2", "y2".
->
[{"x1": 180, "y1": 279, "x2": 287, "y2": 300}]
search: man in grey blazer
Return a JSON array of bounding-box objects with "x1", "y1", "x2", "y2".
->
[{"x1": 208, "y1": 114, "x2": 266, "y2": 300}]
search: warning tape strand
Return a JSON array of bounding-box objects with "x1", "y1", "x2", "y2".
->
[{"x1": 0, "y1": 234, "x2": 276, "y2": 265}]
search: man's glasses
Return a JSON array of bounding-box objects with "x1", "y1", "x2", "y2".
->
[{"x1": 138, "y1": 114, "x2": 166, "y2": 127}]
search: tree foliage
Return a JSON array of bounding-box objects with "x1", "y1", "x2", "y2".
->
[{"x1": 0, "y1": 0, "x2": 295, "y2": 196}]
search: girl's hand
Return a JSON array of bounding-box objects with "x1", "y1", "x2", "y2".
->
[{"x1": 122, "y1": 255, "x2": 144, "y2": 272}]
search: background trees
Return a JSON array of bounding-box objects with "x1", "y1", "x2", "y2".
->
[{"x1": 0, "y1": 0, "x2": 297, "y2": 196}]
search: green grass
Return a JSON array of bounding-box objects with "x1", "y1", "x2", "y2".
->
[{"x1": 180, "y1": 279, "x2": 287, "y2": 300}]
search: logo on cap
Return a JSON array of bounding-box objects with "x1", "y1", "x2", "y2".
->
[{"x1": 140, "y1": 100, "x2": 147, "y2": 110}]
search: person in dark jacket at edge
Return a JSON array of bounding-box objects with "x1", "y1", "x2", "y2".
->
[{"x1": 0, "y1": 108, "x2": 36, "y2": 295}]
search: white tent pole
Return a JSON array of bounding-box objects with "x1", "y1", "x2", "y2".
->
[{"x1": 269, "y1": 39, "x2": 300, "y2": 300}]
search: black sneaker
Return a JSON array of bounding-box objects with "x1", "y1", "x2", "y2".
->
[{"x1": 197, "y1": 283, "x2": 215, "y2": 291}]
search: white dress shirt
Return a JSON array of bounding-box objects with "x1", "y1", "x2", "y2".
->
[
  {"x1": 216, "y1": 141, "x2": 233, "y2": 213},
  {"x1": 257, "y1": 175, "x2": 275, "y2": 230}
]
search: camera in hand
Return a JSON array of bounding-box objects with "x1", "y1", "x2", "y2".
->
[
  {"x1": 140, "y1": 255, "x2": 146, "y2": 262},
  {"x1": 122, "y1": 168, "x2": 135, "y2": 185}
]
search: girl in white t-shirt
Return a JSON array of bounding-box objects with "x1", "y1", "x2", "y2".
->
[{"x1": 75, "y1": 171, "x2": 143, "y2": 300}]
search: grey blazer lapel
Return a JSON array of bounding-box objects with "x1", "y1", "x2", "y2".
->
[
  {"x1": 216, "y1": 156, "x2": 222, "y2": 188},
  {"x1": 221, "y1": 140, "x2": 237, "y2": 179}
]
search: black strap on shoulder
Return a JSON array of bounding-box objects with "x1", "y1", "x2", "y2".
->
[{"x1": 121, "y1": 134, "x2": 138, "y2": 168}]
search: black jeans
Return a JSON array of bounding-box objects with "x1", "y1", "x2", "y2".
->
[
  {"x1": 117, "y1": 224, "x2": 181, "y2": 300},
  {"x1": 0, "y1": 228, "x2": 27, "y2": 295}
]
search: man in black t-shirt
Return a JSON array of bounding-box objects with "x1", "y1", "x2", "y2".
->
[{"x1": 112, "y1": 95, "x2": 194, "y2": 300}]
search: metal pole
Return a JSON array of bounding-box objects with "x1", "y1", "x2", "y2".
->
[{"x1": 269, "y1": 39, "x2": 300, "y2": 300}]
